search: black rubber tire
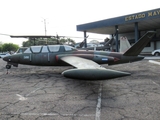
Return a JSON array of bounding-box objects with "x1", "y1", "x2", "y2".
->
[
  {"x1": 154, "y1": 52, "x2": 159, "y2": 56},
  {"x1": 6, "y1": 65, "x2": 11, "y2": 69}
]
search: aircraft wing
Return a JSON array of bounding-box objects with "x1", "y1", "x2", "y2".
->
[
  {"x1": 61, "y1": 56, "x2": 105, "y2": 69},
  {"x1": 61, "y1": 56, "x2": 130, "y2": 80}
]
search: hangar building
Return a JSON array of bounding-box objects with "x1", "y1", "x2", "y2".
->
[{"x1": 76, "y1": 8, "x2": 160, "y2": 54}]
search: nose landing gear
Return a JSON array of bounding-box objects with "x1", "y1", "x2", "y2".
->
[
  {"x1": 6, "y1": 64, "x2": 11, "y2": 69},
  {"x1": 6, "y1": 64, "x2": 11, "y2": 74},
  {"x1": 5, "y1": 62, "x2": 18, "y2": 74}
]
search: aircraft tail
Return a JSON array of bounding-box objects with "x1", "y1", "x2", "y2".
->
[
  {"x1": 123, "y1": 31, "x2": 156, "y2": 56},
  {"x1": 120, "y1": 36, "x2": 131, "y2": 53}
]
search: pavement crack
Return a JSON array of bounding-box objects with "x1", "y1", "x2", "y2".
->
[
  {"x1": 71, "y1": 106, "x2": 92, "y2": 119},
  {"x1": 0, "y1": 101, "x2": 20, "y2": 111},
  {"x1": 21, "y1": 107, "x2": 36, "y2": 114}
]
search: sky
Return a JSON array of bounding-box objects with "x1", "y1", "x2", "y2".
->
[{"x1": 0, "y1": 0, "x2": 159, "y2": 46}]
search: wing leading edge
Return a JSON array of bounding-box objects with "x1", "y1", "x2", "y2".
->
[{"x1": 61, "y1": 56, "x2": 130, "y2": 80}]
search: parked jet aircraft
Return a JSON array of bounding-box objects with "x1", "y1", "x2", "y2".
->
[
  {"x1": 76, "y1": 38, "x2": 115, "y2": 51},
  {"x1": 3, "y1": 31, "x2": 155, "y2": 80}
]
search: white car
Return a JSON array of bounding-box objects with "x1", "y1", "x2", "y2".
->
[
  {"x1": 0, "y1": 53, "x2": 10, "y2": 58},
  {"x1": 151, "y1": 49, "x2": 160, "y2": 56}
]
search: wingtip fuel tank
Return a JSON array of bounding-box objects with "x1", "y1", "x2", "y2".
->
[{"x1": 62, "y1": 69, "x2": 131, "y2": 80}]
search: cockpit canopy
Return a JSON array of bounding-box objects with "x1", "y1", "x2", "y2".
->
[{"x1": 24, "y1": 45, "x2": 77, "y2": 53}]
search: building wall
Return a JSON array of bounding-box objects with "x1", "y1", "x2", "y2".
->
[
  {"x1": 142, "y1": 42, "x2": 154, "y2": 52},
  {"x1": 156, "y1": 41, "x2": 160, "y2": 49}
]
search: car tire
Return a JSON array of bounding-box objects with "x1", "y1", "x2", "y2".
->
[{"x1": 154, "y1": 52, "x2": 159, "y2": 56}]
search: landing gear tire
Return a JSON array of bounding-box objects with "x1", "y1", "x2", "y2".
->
[
  {"x1": 154, "y1": 52, "x2": 159, "y2": 56},
  {"x1": 6, "y1": 65, "x2": 11, "y2": 69}
]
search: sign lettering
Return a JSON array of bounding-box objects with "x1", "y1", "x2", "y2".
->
[{"x1": 125, "y1": 9, "x2": 160, "y2": 21}]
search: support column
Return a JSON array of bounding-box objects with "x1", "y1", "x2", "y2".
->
[
  {"x1": 84, "y1": 31, "x2": 87, "y2": 48},
  {"x1": 154, "y1": 29, "x2": 157, "y2": 50},
  {"x1": 135, "y1": 22, "x2": 139, "y2": 42},
  {"x1": 115, "y1": 25, "x2": 119, "y2": 52}
]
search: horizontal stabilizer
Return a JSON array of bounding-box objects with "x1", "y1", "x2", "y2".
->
[
  {"x1": 123, "y1": 31, "x2": 156, "y2": 56},
  {"x1": 62, "y1": 69, "x2": 130, "y2": 80}
]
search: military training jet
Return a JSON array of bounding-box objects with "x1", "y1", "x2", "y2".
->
[{"x1": 3, "y1": 31, "x2": 156, "y2": 80}]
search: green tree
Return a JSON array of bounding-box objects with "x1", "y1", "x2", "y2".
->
[
  {"x1": 65, "y1": 38, "x2": 75, "y2": 45},
  {"x1": 59, "y1": 38, "x2": 75, "y2": 45},
  {"x1": 2, "y1": 43, "x2": 19, "y2": 53},
  {"x1": 59, "y1": 38, "x2": 67, "y2": 44},
  {"x1": 22, "y1": 37, "x2": 75, "y2": 47},
  {"x1": 22, "y1": 38, "x2": 39, "y2": 47},
  {"x1": 0, "y1": 41, "x2": 3, "y2": 52}
]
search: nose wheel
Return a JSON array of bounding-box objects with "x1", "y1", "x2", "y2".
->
[
  {"x1": 6, "y1": 64, "x2": 11, "y2": 69},
  {"x1": 6, "y1": 64, "x2": 11, "y2": 74}
]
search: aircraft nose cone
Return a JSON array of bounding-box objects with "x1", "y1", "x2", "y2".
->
[{"x1": 3, "y1": 56, "x2": 10, "y2": 62}]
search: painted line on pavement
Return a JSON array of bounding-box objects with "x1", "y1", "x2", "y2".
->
[
  {"x1": 25, "y1": 87, "x2": 44, "y2": 97},
  {"x1": 16, "y1": 94, "x2": 27, "y2": 101},
  {"x1": 152, "y1": 81, "x2": 160, "y2": 86},
  {"x1": 10, "y1": 113, "x2": 95, "y2": 117},
  {"x1": 95, "y1": 83, "x2": 102, "y2": 120},
  {"x1": 16, "y1": 87, "x2": 44, "y2": 100},
  {"x1": 149, "y1": 60, "x2": 160, "y2": 65}
]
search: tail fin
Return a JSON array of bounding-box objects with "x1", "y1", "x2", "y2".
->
[
  {"x1": 123, "y1": 31, "x2": 156, "y2": 56},
  {"x1": 104, "y1": 38, "x2": 115, "y2": 46},
  {"x1": 120, "y1": 36, "x2": 131, "y2": 53}
]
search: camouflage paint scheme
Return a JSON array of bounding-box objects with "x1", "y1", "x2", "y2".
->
[
  {"x1": 3, "y1": 47, "x2": 143, "y2": 66},
  {"x1": 3, "y1": 31, "x2": 155, "y2": 80}
]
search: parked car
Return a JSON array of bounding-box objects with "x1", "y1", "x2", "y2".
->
[
  {"x1": 0, "y1": 53, "x2": 10, "y2": 58},
  {"x1": 151, "y1": 49, "x2": 160, "y2": 56}
]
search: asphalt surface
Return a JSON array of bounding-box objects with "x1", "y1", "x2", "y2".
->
[{"x1": 0, "y1": 58, "x2": 160, "y2": 120}]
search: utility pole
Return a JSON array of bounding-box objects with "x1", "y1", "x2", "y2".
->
[
  {"x1": 43, "y1": 19, "x2": 47, "y2": 36},
  {"x1": 42, "y1": 18, "x2": 47, "y2": 44}
]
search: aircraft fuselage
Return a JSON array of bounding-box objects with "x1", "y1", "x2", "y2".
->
[{"x1": 3, "y1": 45, "x2": 144, "y2": 67}]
